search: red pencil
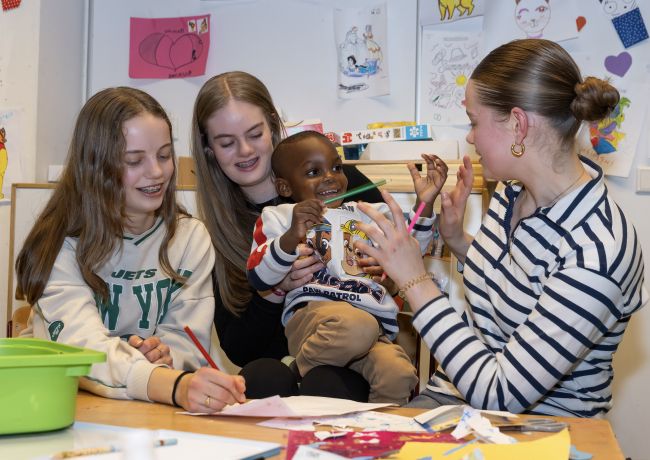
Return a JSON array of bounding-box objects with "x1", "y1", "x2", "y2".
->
[{"x1": 183, "y1": 325, "x2": 220, "y2": 370}]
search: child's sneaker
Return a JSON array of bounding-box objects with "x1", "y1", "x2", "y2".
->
[{"x1": 281, "y1": 355, "x2": 302, "y2": 382}]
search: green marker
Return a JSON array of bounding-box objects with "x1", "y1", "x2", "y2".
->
[{"x1": 323, "y1": 179, "x2": 387, "y2": 204}]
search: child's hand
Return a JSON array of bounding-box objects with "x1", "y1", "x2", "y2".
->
[
  {"x1": 409, "y1": 154, "x2": 448, "y2": 206},
  {"x1": 373, "y1": 273, "x2": 398, "y2": 296},
  {"x1": 280, "y1": 199, "x2": 325, "y2": 254}
]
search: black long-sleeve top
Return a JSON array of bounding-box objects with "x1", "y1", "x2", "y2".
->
[{"x1": 214, "y1": 165, "x2": 383, "y2": 367}]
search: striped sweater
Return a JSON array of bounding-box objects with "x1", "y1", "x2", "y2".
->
[{"x1": 413, "y1": 156, "x2": 647, "y2": 417}]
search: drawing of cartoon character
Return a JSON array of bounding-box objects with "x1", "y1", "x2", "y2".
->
[
  {"x1": 0, "y1": 127, "x2": 7, "y2": 199},
  {"x1": 340, "y1": 220, "x2": 371, "y2": 277},
  {"x1": 363, "y1": 24, "x2": 383, "y2": 70},
  {"x1": 306, "y1": 221, "x2": 332, "y2": 265},
  {"x1": 589, "y1": 97, "x2": 630, "y2": 154},
  {"x1": 339, "y1": 26, "x2": 365, "y2": 73},
  {"x1": 514, "y1": 0, "x2": 551, "y2": 38},
  {"x1": 347, "y1": 55, "x2": 358, "y2": 73},
  {"x1": 439, "y1": 0, "x2": 475, "y2": 21},
  {"x1": 188, "y1": 20, "x2": 197, "y2": 33},
  {"x1": 599, "y1": 0, "x2": 637, "y2": 17}
]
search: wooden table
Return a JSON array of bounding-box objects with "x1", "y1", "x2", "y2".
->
[{"x1": 75, "y1": 392, "x2": 624, "y2": 459}]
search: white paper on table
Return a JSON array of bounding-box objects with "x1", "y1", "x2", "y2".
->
[
  {"x1": 24, "y1": 423, "x2": 281, "y2": 460},
  {"x1": 258, "y1": 410, "x2": 426, "y2": 432},
  {"x1": 208, "y1": 395, "x2": 395, "y2": 418},
  {"x1": 293, "y1": 445, "x2": 349, "y2": 460},
  {"x1": 451, "y1": 407, "x2": 517, "y2": 444},
  {"x1": 414, "y1": 404, "x2": 518, "y2": 425}
]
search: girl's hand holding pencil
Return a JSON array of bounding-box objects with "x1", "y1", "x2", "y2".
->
[{"x1": 178, "y1": 326, "x2": 246, "y2": 413}]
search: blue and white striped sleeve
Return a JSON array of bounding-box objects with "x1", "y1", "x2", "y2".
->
[{"x1": 412, "y1": 266, "x2": 629, "y2": 413}]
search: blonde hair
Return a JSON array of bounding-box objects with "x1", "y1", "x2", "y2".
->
[
  {"x1": 16, "y1": 87, "x2": 185, "y2": 304},
  {"x1": 190, "y1": 71, "x2": 284, "y2": 314},
  {"x1": 471, "y1": 39, "x2": 619, "y2": 148}
]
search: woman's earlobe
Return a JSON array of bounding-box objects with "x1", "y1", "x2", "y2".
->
[{"x1": 204, "y1": 145, "x2": 214, "y2": 157}]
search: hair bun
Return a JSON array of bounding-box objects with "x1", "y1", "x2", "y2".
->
[{"x1": 571, "y1": 76, "x2": 620, "y2": 122}]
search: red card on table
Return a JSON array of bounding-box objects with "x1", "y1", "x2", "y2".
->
[{"x1": 286, "y1": 430, "x2": 459, "y2": 459}]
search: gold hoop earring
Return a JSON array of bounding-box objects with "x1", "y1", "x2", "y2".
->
[{"x1": 511, "y1": 142, "x2": 525, "y2": 157}]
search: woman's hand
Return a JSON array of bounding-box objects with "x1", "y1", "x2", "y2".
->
[
  {"x1": 355, "y1": 190, "x2": 428, "y2": 288},
  {"x1": 439, "y1": 155, "x2": 474, "y2": 260},
  {"x1": 275, "y1": 244, "x2": 324, "y2": 292},
  {"x1": 178, "y1": 368, "x2": 246, "y2": 413},
  {"x1": 128, "y1": 335, "x2": 173, "y2": 367}
]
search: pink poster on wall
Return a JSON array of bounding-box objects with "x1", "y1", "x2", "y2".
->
[{"x1": 129, "y1": 14, "x2": 210, "y2": 79}]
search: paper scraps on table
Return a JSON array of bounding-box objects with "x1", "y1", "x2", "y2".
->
[
  {"x1": 451, "y1": 406, "x2": 517, "y2": 444},
  {"x1": 258, "y1": 410, "x2": 427, "y2": 432},
  {"x1": 414, "y1": 404, "x2": 518, "y2": 432}
]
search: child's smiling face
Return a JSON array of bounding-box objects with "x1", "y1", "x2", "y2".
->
[{"x1": 276, "y1": 136, "x2": 348, "y2": 207}]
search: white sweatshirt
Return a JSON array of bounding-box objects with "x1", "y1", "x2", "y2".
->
[{"x1": 21, "y1": 215, "x2": 215, "y2": 402}]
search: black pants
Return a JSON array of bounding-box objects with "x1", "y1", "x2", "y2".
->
[{"x1": 239, "y1": 358, "x2": 370, "y2": 401}]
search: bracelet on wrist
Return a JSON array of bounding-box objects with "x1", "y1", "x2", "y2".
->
[
  {"x1": 398, "y1": 272, "x2": 433, "y2": 299},
  {"x1": 171, "y1": 370, "x2": 193, "y2": 407}
]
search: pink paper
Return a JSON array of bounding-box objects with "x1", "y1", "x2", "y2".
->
[{"x1": 129, "y1": 15, "x2": 210, "y2": 79}]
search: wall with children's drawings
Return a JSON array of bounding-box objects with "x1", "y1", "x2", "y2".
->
[
  {"x1": 1, "y1": 0, "x2": 649, "y2": 457},
  {"x1": 87, "y1": 0, "x2": 418, "y2": 157}
]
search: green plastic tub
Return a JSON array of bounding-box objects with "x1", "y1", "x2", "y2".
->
[{"x1": 0, "y1": 338, "x2": 105, "y2": 435}]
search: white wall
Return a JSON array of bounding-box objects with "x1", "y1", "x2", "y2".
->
[
  {"x1": 36, "y1": 0, "x2": 86, "y2": 182},
  {"x1": 0, "y1": 0, "x2": 85, "y2": 335},
  {"x1": 606, "y1": 134, "x2": 650, "y2": 459},
  {"x1": 1, "y1": 0, "x2": 41, "y2": 335}
]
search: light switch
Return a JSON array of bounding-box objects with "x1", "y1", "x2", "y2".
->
[{"x1": 637, "y1": 166, "x2": 650, "y2": 192}]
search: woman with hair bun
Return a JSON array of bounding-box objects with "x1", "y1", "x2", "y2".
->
[{"x1": 354, "y1": 39, "x2": 647, "y2": 416}]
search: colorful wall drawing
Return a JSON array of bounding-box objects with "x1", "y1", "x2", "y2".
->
[
  {"x1": 598, "y1": 0, "x2": 649, "y2": 48},
  {"x1": 0, "y1": 108, "x2": 25, "y2": 202},
  {"x1": 571, "y1": 43, "x2": 648, "y2": 178},
  {"x1": 589, "y1": 96, "x2": 629, "y2": 154},
  {"x1": 0, "y1": 127, "x2": 7, "y2": 199},
  {"x1": 482, "y1": 0, "x2": 579, "y2": 55},
  {"x1": 334, "y1": 4, "x2": 389, "y2": 99},
  {"x1": 129, "y1": 14, "x2": 210, "y2": 79},
  {"x1": 577, "y1": 81, "x2": 648, "y2": 177},
  {"x1": 419, "y1": 0, "x2": 486, "y2": 25},
  {"x1": 419, "y1": 30, "x2": 481, "y2": 125}
]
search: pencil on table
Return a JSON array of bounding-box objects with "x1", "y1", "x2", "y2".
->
[{"x1": 52, "y1": 438, "x2": 177, "y2": 459}]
